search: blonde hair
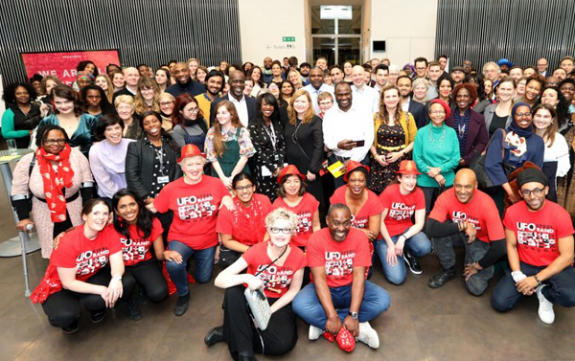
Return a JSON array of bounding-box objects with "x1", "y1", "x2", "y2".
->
[
  {"x1": 287, "y1": 69, "x2": 303, "y2": 89},
  {"x1": 288, "y1": 89, "x2": 315, "y2": 125},
  {"x1": 265, "y1": 207, "x2": 298, "y2": 232},
  {"x1": 95, "y1": 74, "x2": 114, "y2": 103},
  {"x1": 114, "y1": 95, "x2": 135, "y2": 111},
  {"x1": 134, "y1": 76, "x2": 161, "y2": 114}
]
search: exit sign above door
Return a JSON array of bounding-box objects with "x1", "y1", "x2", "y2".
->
[{"x1": 282, "y1": 37, "x2": 296, "y2": 42}]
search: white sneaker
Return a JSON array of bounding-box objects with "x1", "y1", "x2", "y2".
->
[
  {"x1": 356, "y1": 321, "x2": 380, "y2": 349},
  {"x1": 308, "y1": 325, "x2": 323, "y2": 341},
  {"x1": 536, "y1": 285, "x2": 555, "y2": 325}
]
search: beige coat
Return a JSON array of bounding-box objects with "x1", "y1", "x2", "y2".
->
[{"x1": 11, "y1": 148, "x2": 93, "y2": 258}]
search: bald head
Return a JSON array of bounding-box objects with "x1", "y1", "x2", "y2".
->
[
  {"x1": 351, "y1": 65, "x2": 366, "y2": 87},
  {"x1": 123, "y1": 67, "x2": 140, "y2": 87},
  {"x1": 454, "y1": 169, "x2": 478, "y2": 204}
]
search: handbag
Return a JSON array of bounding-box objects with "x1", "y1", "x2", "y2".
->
[
  {"x1": 219, "y1": 244, "x2": 241, "y2": 268},
  {"x1": 244, "y1": 245, "x2": 287, "y2": 330},
  {"x1": 470, "y1": 129, "x2": 514, "y2": 189}
]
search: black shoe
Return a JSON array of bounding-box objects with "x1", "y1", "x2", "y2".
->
[
  {"x1": 428, "y1": 268, "x2": 456, "y2": 289},
  {"x1": 204, "y1": 325, "x2": 225, "y2": 347},
  {"x1": 90, "y1": 310, "x2": 106, "y2": 324},
  {"x1": 123, "y1": 298, "x2": 143, "y2": 321},
  {"x1": 62, "y1": 319, "x2": 79, "y2": 334},
  {"x1": 404, "y1": 251, "x2": 423, "y2": 275},
  {"x1": 137, "y1": 287, "x2": 149, "y2": 305},
  {"x1": 174, "y1": 292, "x2": 190, "y2": 316}
]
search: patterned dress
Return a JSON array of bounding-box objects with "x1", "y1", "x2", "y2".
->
[{"x1": 368, "y1": 123, "x2": 409, "y2": 194}]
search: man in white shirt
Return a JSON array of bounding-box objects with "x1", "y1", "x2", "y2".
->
[
  {"x1": 302, "y1": 67, "x2": 334, "y2": 114},
  {"x1": 210, "y1": 71, "x2": 256, "y2": 127},
  {"x1": 350, "y1": 66, "x2": 379, "y2": 113},
  {"x1": 323, "y1": 82, "x2": 374, "y2": 187}
]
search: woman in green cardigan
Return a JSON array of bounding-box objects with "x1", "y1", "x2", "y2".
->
[{"x1": 413, "y1": 99, "x2": 460, "y2": 216}]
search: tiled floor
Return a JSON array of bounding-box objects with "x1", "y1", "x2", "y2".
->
[{"x1": 1, "y1": 166, "x2": 574, "y2": 361}]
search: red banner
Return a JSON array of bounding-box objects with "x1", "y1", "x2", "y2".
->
[{"x1": 21, "y1": 50, "x2": 121, "y2": 85}]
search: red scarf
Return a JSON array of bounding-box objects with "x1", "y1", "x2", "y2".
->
[
  {"x1": 36, "y1": 144, "x2": 75, "y2": 222},
  {"x1": 232, "y1": 195, "x2": 267, "y2": 246}
]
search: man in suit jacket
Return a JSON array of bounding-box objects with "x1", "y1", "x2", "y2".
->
[
  {"x1": 397, "y1": 75, "x2": 427, "y2": 128},
  {"x1": 209, "y1": 70, "x2": 256, "y2": 127}
]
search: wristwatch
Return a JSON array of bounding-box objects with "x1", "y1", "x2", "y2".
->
[{"x1": 348, "y1": 311, "x2": 359, "y2": 320}]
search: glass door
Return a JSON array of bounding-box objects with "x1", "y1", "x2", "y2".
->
[{"x1": 311, "y1": 5, "x2": 361, "y2": 65}]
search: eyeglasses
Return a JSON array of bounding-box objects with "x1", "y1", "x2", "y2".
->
[
  {"x1": 521, "y1": 188, "x2": 544, "y2": 197},
  {"x1": 268, "y1": 227, "x2": 293, "y2": 234},
  {"x1": 160, "y1": 101, "x2": 174, "y2": 106},
  {"x1": 44, "y1": 139, "x2": 66, "y2": 145},
  {"x1": 235, "y1": 185, "x2": 253, "y2": 192},
  {"x1": 430, "y1": 111, "x2": 446, "y2": 115},
  {"x1": 516, "y1": 112, "x2": 532, "y2": 118},
  {"x1": 184, "y1": 108, "x2": 200, "y2": 113}
]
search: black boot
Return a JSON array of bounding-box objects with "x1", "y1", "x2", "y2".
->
[
  {"x1": 428, "y1": 267, "x2": 456, "y2": 288},
  {"x1": 204, "y1": 325, "x2": 225, "y2": 346},
  {"x1": 174, "y1": 292, "x2": 190, "y2": 316},
  {"x1": 123, "y1": 295, "x2": 143, "y2": 321}
]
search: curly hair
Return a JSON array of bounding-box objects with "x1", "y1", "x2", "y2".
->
[{"x1": 2, "y1": 82, "x2": 37, "y2": 105}]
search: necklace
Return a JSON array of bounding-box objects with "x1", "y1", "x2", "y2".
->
[{"x1": 428, "y1": 125, "x2": 446, "y2": 148}]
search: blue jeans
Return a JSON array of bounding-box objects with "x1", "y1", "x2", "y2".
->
[
  {"x1": 491, "y1": 262, "x2": 575, "y2": 312},
  {"x1": 292, "y1": 281, "x2": 390, "y2": 328},
  {"x1": 375, "y1": 230, "x2": 431, "y2": 285},
  {"x1": 165, "y1": 240, "x2": 216, "y2": 296}
]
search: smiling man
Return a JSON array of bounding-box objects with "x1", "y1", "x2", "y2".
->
[
  {"x1": 302, "y1": 67, "x2": 334, "y2": 114},
  {"x1": 292, "y1": 204, "x2": 390, "y2": 349},
  {"x1": 209, "y1": 70, "x2": 256, "y2": 127},
  {"x1": 166, "y1": 62, "x2": 206, "y2": 98},
  {"x1": 426, "y1": 169, "x2": 506, "y2": 295},
  {"x1": 323, "y1": 82, "x2": 374, "y2": 188},
  {"x1": 492, "y1": 168, "x2": 575, "y2": 324},
  {"x1": 195, "y1": 70, "x2": 225, "y2": 124}
]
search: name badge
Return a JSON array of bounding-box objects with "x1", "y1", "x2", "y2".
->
[
  {"x1": 157, "y1": 176, "x2": 170, "y2": 184},
  {"x1": 328, "y1": 161, "x2": 346, "y2": 178},
  {"x1": 274, "y1": 154, "x2": 279, "y2": 161}
]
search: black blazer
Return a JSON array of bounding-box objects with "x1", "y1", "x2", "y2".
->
[
  {"x1": 125, "y1": 133, "x2": 181, "y2": 199},
  {"x1": 209, "y1": 95, "x2": 257, "y2": 126},
  {"x1": 408, "y1": 99, "x2": 427, "y2": 128}
]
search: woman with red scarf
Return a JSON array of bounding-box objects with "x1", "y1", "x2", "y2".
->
[
  {"x1": 11, "y1": 124, "x2": 94, "y2": 258},
  {"x1": 216, "y1": 172, "x2": 273, "y2": 267}
]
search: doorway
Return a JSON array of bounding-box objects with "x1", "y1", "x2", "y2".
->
[{"x1": 311, "y1": 5, "x2": 361, "y2": 66}]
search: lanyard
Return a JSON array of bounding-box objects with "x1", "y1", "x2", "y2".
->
[
  {"x1": 263, "y1": 121, "x2": 277, "y2": 153},
  {"x1": 152, "y1": 143, "x2": 165, "y2": 176}
]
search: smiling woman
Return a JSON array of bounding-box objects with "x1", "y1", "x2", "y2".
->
[
  {"x1": 11, "y1": 124, "x2": 94, "y2": 258},
  {"x1": 89, "y1": 114, "x2": 135, "y2": 202}
]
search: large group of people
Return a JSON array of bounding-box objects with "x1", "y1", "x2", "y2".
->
[{"x1": 2, "y1": 53, "x2": 575, "y2": 360}]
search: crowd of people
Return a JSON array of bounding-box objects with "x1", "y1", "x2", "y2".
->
[{"x1": 2, "y1": 53, "x2": 575, "y2": 360}]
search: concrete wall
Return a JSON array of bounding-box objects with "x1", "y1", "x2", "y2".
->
[
  {"x1": 369, "y1": 0, "x2": 438, "y2": 66},
  {"x1": 238, "y1": 0, "x2": 307, "y2": 64}
]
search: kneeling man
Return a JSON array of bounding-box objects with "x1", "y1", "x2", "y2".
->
[{"x1": 292, "y1": 204, "x2": 390, "y2": 349}]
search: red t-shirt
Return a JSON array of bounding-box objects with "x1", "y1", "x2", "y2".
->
[
  {"x1": 307, "y1": 228, "x2": 371, "y2": 288},
  {"x1": 31, "y1": 224, "x2": 122, "y2": 303},
  {"x1": 242, "y1": 241, "x2": 307, "y2": 299},
  {"x1": 119, "y1": 218, "x2": 164, "y2": 266},
  {"x1": 273, "y1": 193, "x2": 319, "y2": 247},
  {"x1": 154, "y1": 176, "x2": 229, "y2": 250},
  {"x1": 504, "y1": 200, "x2": 574, "y2": 267},
  {"x1": 380, "y1": 184, "x2": 425, "y2": 237},
  {"x1": 429, "y1": 188, "x2": 504, "y2": 243},
  {"x1": 217, "y1": 194, "x2": 273, "y2": 246},
  {"x1": 330, "y1": 186, "x2": 383, "y2": 229}
]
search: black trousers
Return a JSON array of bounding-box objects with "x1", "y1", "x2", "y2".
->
[
  {"x1": 41, "y1": 267, "x2": 134, "y2": 328},
  {"x1": 124, "y1": 259, "x2": 168, "y2": 303},
  {"x1": 223, "y1": 285, "x2": 298, "y2": 360}
]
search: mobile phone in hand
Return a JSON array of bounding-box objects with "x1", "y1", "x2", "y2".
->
[{"x1": 354, "y1": 140, "x2": 365, "y2": 147}]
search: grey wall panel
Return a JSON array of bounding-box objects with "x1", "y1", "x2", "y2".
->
[
  {"x1": 435, "y1": 0, "x2": 575, "y2": 70},
  {"x1": 0, "y1": 0, "x2": 241, "y2": 85}
]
